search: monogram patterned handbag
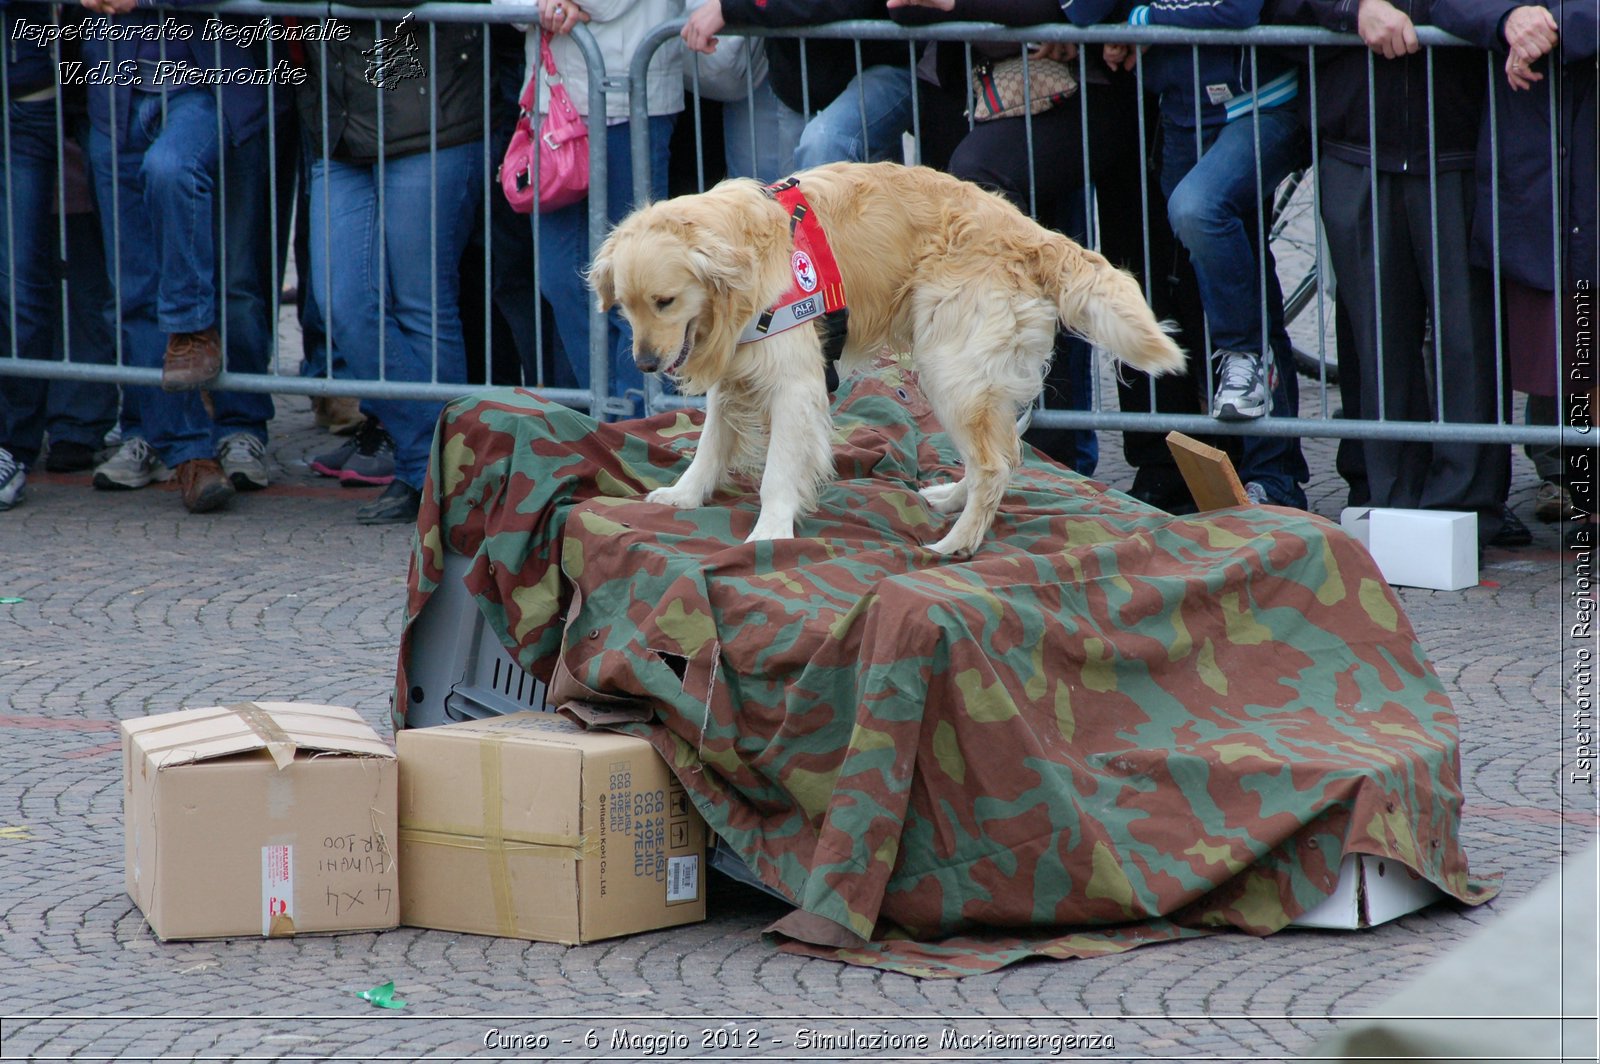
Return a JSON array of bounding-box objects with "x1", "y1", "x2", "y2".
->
[{"x1": 970, "y1": 54, "x2": 1078, "y2": 122}]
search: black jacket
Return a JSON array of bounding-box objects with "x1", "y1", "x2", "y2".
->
[
  {"x1": 1270, "y1": 0, "x2": 1490, "y2": 172},
  {"x1": 718, "y1": 0, "x2": 912, "y2": 115},
  {"x1": 297, "y1": 3, "x2": 484, "y2": 164}
]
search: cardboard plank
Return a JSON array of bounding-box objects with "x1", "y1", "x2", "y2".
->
[{"x1": 1165, "y1": 431, "x2": 1249, "y2": 511}]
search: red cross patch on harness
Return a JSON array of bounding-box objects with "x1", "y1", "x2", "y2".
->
[{"x1": 738, "y1": 178, "x2": 849, "y2": 356}]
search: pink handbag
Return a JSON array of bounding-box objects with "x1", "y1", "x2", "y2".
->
[{"x1": 500, "y1": 35, "x2": 590, "y2": 214}]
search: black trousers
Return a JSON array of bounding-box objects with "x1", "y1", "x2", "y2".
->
[{"x1": 1319, "y1": 156, "x2": 1509, "y2": 541}]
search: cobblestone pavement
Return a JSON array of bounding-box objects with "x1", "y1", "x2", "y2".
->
[{"x1": 0, "y1": 370, "x2": 1594, "y2": 1063}]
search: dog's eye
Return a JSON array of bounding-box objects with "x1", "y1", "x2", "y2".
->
[{"x1": 654, "y1": 296, "x2": 675, "y2": 310}]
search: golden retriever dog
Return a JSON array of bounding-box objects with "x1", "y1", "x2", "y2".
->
[{"x1": 589, "y1": 161, "x2": 1185, "y2": 556}]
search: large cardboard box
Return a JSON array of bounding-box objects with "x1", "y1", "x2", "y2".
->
[
  {"x1": 121, "y1": 702, "x2": 399, "y2": 941},
  {"x1": 397, "y1": 712, "x2": 706, "y2": 943}
]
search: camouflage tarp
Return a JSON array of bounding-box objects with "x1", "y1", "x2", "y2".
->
[{"x1": 396, "y1": 363, "x2": 1495, "y2": 977}]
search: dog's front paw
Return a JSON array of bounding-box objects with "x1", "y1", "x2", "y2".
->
[
  {"x1": 918, "y1": 480, "x2": 968, "y2": 515},
  {"x1": 744, "y1": 514, "x2": 796, "y2": 543},
  {"x1": 646, "y1": 483, "x2": 706, "y2": 510},
  {"x1": 925, "y1": 529, "x2": 978, "y2": 558}
]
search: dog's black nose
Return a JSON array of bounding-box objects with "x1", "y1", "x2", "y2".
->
[{"x1": 635, "y1": 352, "x2": 661, "y2": 373}]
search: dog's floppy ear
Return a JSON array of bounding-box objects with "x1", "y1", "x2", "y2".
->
[
  {"x1": 681, "y1": 223, "x2": 757, "y2": 298},
  {"x1": 587, "y1": 234, "x2": 617, "y2": 313}
]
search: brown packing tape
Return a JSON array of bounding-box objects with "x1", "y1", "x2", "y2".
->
[
  {"x1": 227, "y1": 702, "x2": 298, "y2": 771},
  {"x1": 397, "y1": 827, "x2": 593, "y2": 861},
  {"x1": 481, "y1": 735, "x2": 517, "y2": 937},
  {"x1": 134, "y1": 704, "x2": 389, "y2": 769}
]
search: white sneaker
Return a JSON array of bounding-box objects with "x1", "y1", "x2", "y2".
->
[
  {"x1": 1210, "y1": 349, "x2": 1273, "y2": 421},
  {"x1": 92, "y1": 437, "x2": 173, "y2": 490},
  {"x1": 0, "y1": 448, "x2": 25, "y2": 510},
  {"x1": 217, "y1": 433, "x2": 270, "y2": 491}
]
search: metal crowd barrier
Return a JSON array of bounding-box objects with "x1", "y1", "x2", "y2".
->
[
  {"x1": 634, "y1": 17, "x2": 1589, "y2": 448},
  {"x1": 0, "y1": 1, "x2": 615, "y2": 414},
  {"x1": 1, "y1": 4, "x2": 1590, "y2": 446}
]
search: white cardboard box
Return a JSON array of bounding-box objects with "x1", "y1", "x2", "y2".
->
[
  {"x1": 1290, "y1": 853, "x2": 1446, "y2": 929},
  {"x1": 1340, "y1": 507, "x2": 1478, "y2": 591}
]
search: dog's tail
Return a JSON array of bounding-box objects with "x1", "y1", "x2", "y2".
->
[{"x1": 1050, "y1": 241, "x2": 1186, "y2": 377}]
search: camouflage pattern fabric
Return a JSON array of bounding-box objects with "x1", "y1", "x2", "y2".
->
[{"x1": 396, "y1": 363, "x2": 1495, "y2": 978}]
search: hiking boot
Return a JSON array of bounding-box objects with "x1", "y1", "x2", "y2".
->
[
  {"x1": 217, "y1": 432, "x2": 270, "y2": 491},
  {"x1": 44, "y1": 439, "x2": 98, "y2": 473},
  {"x1": 0, "y1": 448, "x2": 25, "y2": 511},
  {"x1": 339, "y1": 416, "x2": 396, "y2": 487},
  {"x1": 176, "y1": 458, "x2": 235, "y2": 513},
  {"x1": 92, "y1": 437, "x2": 172, "y2": 490},
  {"x1": 1210, "y1": 349, "x2": 1272, "y2": 421},
  {"x1": 356, "y1": 480, "x2": 421, "y2": 525},
  {"x1": 312, "y1": 396, "x2": 364, "y2": 435},
  {"x1": 1534, "y1": 480, "x2": 1578, "y2": 523},
  {"x1": 162, "y1": 327, "x2": 222, "y2": 391}
]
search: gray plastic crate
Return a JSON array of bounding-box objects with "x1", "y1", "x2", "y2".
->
[{"x1": 401, "y1": 551, "x2": 549, "y2": 728}]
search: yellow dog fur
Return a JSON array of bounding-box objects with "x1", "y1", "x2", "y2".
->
[{"x1": 589, "y1": 161, "x2": 1185, "y2": 556}]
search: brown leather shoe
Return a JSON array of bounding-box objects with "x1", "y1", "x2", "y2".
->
[
  {"x1": 176, "y1": 458, "x2": 235, "y2": 513},
  {"x1": 162, "y1": 328, "x2": 221, "y2": 391}
]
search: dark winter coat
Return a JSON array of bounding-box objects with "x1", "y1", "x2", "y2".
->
[
  {"x1": 1270, "y1": 0, "x2": 1496, "y2": 172},
  {"x1": 297, "y1": 1, "x2": 485, "y2": 165},
  {"x1": 1430, "y1": 0, "x2": 1596, "y2": 291}
]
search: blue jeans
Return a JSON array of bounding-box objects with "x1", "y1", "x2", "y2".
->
[
  {"x1": 0, "y1": 101, "x2": 118, "y2": 467},
  {"x1": 722, "y1": 77, "x2": 804, "y2": 182},
  {"x1": 538, "y1": 116, "x2": 674, "y2": 417},
  {"x1": 88, "y1": 89, "x2": 224, "y2": 467},
  {"x1": 1160, "y1": 108, "x2": 1308, "y2": 507},
  {"x1": 208, "y1": 124, "x2": 275, "y2": 447},
  {"x1": 308, "y1": 142, "x2": 484, "y2": 489},
  {"x1": 792, "y1": 65, "x2": 913, "y2": 169}
]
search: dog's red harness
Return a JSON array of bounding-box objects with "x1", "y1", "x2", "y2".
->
[{"x1": 738, "y1": 178, "x2": 850, "y2": 361}]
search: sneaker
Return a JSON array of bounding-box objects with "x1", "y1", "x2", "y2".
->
[
  {"x1": 1244, "y1": 480, "x2": 1271, "y2": 506},
  {"x1": 339, "y1": 417, "x2": 396, "y2": 487},
  {"x1": 1488, "y1": 505, "x2": 1533, "y2": 548},
  {"x1": 162, "y1": 327, "x2": 222, "y2": 391},
  {"x1": 217, "y1": 433, "x2": 270, "y2": 491},
  {"x1": 355, "y1": 480, "x2": 421, "y2": 525},
  {"x1": 175, "y1": 458, "x2": 235, "y2": 514},
  {"x1": 44, "y1": 439, "x2": 99, "y2": 473},
  {"x1": 1210, "y1": 349, "x2": 1272, "y2": 421},
  {"x1": 92, "y1": 437, "x2": 173, "y2": 490},
  {"x1": 309, "y1": 434, "x2": 360, "y2": 479},
  {"x1": 0, "y1": 448, "x2": 25, "y2": 510},
  {"x1": 1534, "y1": 480, "x2": 1578, "y2": 523}
]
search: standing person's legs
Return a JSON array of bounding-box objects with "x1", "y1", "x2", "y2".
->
[
  {"x1": 1404, "y1": 169, "x2": 1508, "y2": 542},
  {"x1": 208, "y1": 126, "x2": 277, "y2": 479},
  {"x1": 87, "y1": 100, "x2": 216, "y2": 482},
  {"x1": 1319, "y1": 158, "x2": 1431, "y2": 511},
  {"x1": 1162, "y1": 109, "x2": 1308, "y2": 505},
  {"x1": 366, "y1": 142, "x2": 485, "y2": 492},
  {"x1": 0, "y1": 98, "x2": 62, "y2": 469},
  {"x1": 722, "y1": 76, "x2": 804, "y2": 183}
]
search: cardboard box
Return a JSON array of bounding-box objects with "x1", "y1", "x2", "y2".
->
[
  {"x1": 1289, "y1": 853, "x2": 1446, "y2": 929},
  {"x1": 121, "y1": 702, "x2": 399, "y2": 941},
  {"x1": 397, "y1": 711, "x2": 706, "y2": 943},
  {"x1": 1341, "y1": 507, "x2": 1478, "y2": 591}
]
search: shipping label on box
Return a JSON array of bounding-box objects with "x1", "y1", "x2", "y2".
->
[
  {"x1": 121, "y1": 702, "x2": 399, "y2": 941},
  {"x1": 398, "y1": 711, "x2": 707, "y2": 944}
]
